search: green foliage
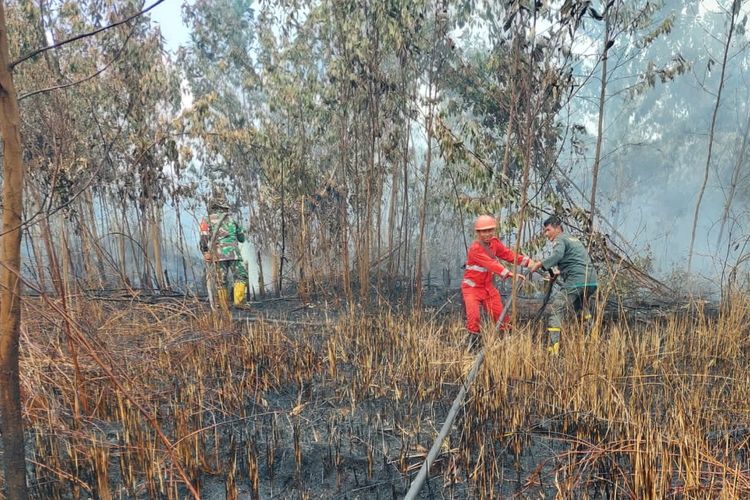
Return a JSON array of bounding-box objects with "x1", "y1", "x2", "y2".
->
[
  {"x1": 435, "y1": 1, "x2": 581, "y2": 239},
  {"x1": 11, "y1": 0, "x2": 181, "y2": 214},
  {"x1": 9, "y1": 0, "x2": 745, "y2": 293}
]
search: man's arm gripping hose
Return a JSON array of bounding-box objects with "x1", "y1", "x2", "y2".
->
[{"x1": 532, "y1": 268, "x2": 558, "y2": 323}]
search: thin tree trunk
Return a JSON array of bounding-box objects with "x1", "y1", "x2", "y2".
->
[
  {"x1": 257, "y1": 249, "x2": 266, "y2": 299},
  {"x1": 415, "y1": 92, "x2": 434, "y2": 308},
  {"x1": 59, "y1": 221, "x2": 89, "y2": 414},
  {"x1": 716, "y1": 93, "x2": 750, "y2": 247},
  {"x1": 336, "y1": 78, "x2": 353, "y2": 303},
  {"x1": 415, "y1": 20, "x2": 438, "y2": 309},
  {"x1": 174, "y1": 198, "x2": 190, "y2": 287},
  {"x1": 512, "y1": 9, "x2": 537, "y2": 324},
  {"x1": 399, "y1": 119, "x2": 411, "y2": 279},
  {"x1": 121, "y1": 200, "x2": 139, "y2": 287},
  {"x1": 271, "y1": 249, "x2": 280, "y2": 297},
  {"x1": 688, "y1": 0, "x2": 738, "y2": 274},
  {"x1": 117, "y1": 204, "x2": 129, "y2": 286},
  {"x1": 0, "y1": 1, "x2": 30, "y2": 495},
  {"x1": 375, "y1": 150, "x2": 383, "y2": 290},
  {"x1": 355, "y1": 128, "x2": 370, "y2": 303},
  {"x1": 500, "y1": 42, "x2": 518, "y2": 181},
  {"x1": 589, "y1": 4, "x2": 612, "y2": 231},
  {"x1": 150, "y1": 204, "x2": 165, "y2": 290},
  {"x1": 386, "y1": 165, "x2": 398, "y2": 278},
  {"x1": 61, "y1": 218, "x2": 78, "y2": 293},
  {"x1": 340, "y1": 191, "x2": 352, "y2": 304},
  {"x1": 26, "y1": 190, "x2": 48, "y2": 293},
  {"x1": 395, "y1": 53, "x2": 410, "y2": 281},
  {"x1": 77, "y1": 201, "x2": 98, "y2": 288},
  {"x1": 299, "y1": 197, "x2": 309, "y2": 299},
  {"x1": 84, "y1": 190, "x2": 107, "y2": 287},
  {"x1": 138, "y1": 207, "x2": 154, "y2": 291},
  {"x1": 278, "y1": 159, "x2": 285, "y2": 297},
  {"x1": 26, "y1": 224, "x2": 45, "y2": 291}
]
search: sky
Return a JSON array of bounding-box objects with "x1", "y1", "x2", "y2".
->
[{"x1": 149, "y1": 0, "x2": 191, "y2": 53}]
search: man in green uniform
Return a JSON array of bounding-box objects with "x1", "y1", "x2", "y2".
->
[
  {"x1": 199, "y1": 194, "x2": 249, "y2": 308},
  {"x1": 531, "y1": 216, "x2": 597, "y2": 353}
]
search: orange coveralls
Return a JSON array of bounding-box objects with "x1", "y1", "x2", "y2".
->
[{"x1": 461, "y1": 237, "x2": 532, "y2": 334}]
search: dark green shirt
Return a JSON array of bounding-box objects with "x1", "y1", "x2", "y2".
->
[{"x1": 541, "y1": 234, "x2": 597, "y2": 289}]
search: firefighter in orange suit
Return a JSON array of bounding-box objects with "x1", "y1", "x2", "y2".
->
[{"x1": 462, "y1": 215, "x2": 537, "y2": 339}]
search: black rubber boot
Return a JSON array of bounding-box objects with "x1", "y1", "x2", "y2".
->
[{"x1": 465, "y1": 333, "x2": 483, "y2": 353}]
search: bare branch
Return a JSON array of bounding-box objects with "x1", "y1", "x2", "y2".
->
[
  {"x1": 18, "y1": 24, "x2": 136, "y2": 101},
  {"x1": 10, "y1": 0, "x2": 166, "y2": 69}
]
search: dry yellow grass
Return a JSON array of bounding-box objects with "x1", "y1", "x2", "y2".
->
[{"x1": 11, "y1": 291, "x2": 750, "y2": 498}]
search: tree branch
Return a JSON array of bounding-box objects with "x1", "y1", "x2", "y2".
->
[
  {"x1": 18, "y1": 24, "x2": 136, "y2": 101},
  {"x1": 10, "y1": 0, "x2": 166, "y2": 69}
]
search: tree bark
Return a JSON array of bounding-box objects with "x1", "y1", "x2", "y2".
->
[{"x1": 0, "y1": 1, "x2": 30, "y2": 496}]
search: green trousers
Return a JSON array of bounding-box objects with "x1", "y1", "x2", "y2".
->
[
  {"x1": 215, "y1": 259, "x2": 249, "y2": 288},
  {"x1": 547, "y1": 285, "x2": 597, "y2": 344}
]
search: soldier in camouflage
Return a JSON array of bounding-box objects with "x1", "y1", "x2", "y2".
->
[
  {"x1": 531, "y1": 215, "x2": 598, "y2": 353},
  {"x1": 199, "y1": 194, "x2": 249, "y2": 307}
]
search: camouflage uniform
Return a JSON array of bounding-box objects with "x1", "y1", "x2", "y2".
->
[
  {"x1": 199, "y1": 210, "x2": 249, "y2": 297},
  {"x1": 540, "y1": 233, "x2": 598, "y2": 345}
]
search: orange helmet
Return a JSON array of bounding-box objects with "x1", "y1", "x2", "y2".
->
[{"x1": 474, "y1": 215, "x2": 497, "y2": 231}]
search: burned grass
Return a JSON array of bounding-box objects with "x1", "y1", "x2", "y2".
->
[{"x1": 11, "y1": 292, "x2": 750, "y2": 498}]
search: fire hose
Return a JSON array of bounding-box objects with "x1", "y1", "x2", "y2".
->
[{"x1": 404, "y1": 274, "x2": 529, "y2": 499}]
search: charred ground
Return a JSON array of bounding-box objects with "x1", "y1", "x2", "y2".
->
[{"x1": 12, "y1": 286, "x2": 749, "y2": 499}]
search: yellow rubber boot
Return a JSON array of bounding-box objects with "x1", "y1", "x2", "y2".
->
[
  {"x1": 547, "y1": 341, "x2": 560, "y2": 355},
  {"x1": 547, "y1": 327, "x2": 561, "y2": 355},
  {"x1": 233, "y1": 282, "x2": 247, "y2": 307}
]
